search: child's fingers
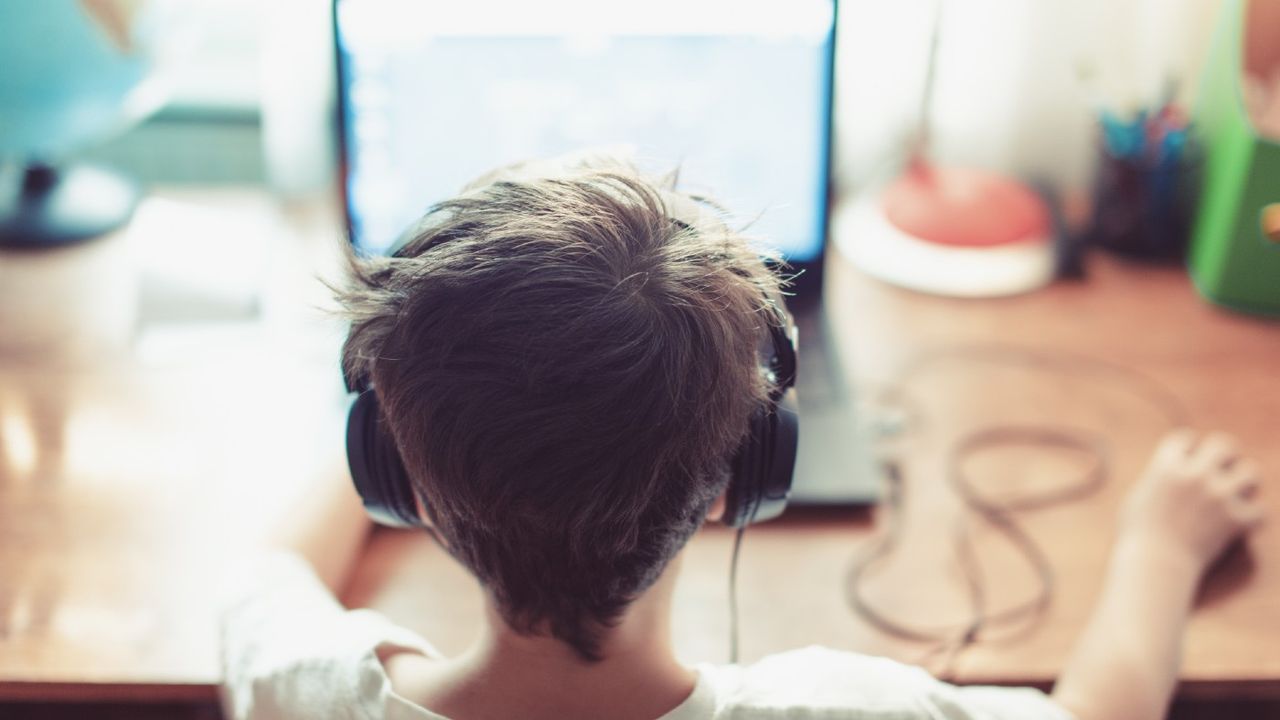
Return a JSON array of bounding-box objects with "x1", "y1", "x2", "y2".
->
[
  {"x1": 1155, "y1": 428, "x2": 1198, "y2": 463},
  {"x1": 1218, "y1": 459, "x2": 1265, "y2": 528},
  {"x1": 1228, "y1": 496, "x2": 1267, "y2": 528},
  {"x1": 1192, "y1": 432, "x2": 1241, "y2": 472},
  {"x1": 1214, "y1": 459, "x2": 1262, "y2": 499}
]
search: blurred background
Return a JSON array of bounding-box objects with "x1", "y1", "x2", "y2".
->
[
  {"x1": 8, "y1": 0, "x2": 1254, "y2": 305},
  {"x1": 16, "y1": 0, "x2": 1217, "y2": 199}
]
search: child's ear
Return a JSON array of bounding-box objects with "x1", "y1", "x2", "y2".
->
[
  {"x1": 414, "y1": 495, "x2": 448, "y2": 547},
  {"x1": 706, "y1": 492, "x2": 728, "y2": 523}
]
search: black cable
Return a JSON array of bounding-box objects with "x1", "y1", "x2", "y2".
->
[
  {"x1": 728, "y1": 524, "x2": 746, "y2": 664},
  {"x1": 844, "y1": 345, "x2": 1190, "y2": 679}
]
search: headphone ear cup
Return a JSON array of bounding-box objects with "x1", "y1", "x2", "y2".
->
[
  {"x1": 346, "y1": 390, "x2": 426, "y2": 528},
  {"x1": 723, "y1": 388, "x2": 798, "y2": 528},
  {"x1": 723, "y1": 409, "x2": 765, "y2": 529},
  {"x1": 764, "y1": 389, "x2": 800, "y2": 511}
]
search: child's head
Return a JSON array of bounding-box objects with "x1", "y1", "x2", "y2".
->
[{"x1": 339, "y1": 160, "x2": 782, "y2": 659}]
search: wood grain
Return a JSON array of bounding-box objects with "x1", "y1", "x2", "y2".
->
[{"x1": 0, "y1": 190, "x2": 349, "y2": 701}]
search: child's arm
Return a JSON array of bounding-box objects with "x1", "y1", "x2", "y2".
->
[
  {"x1": 1051, "y1": 430, "x2": 1265, "y2": 720},
  {"x1": 270, "y1": 448, "x2": 373, "y2": 592}
]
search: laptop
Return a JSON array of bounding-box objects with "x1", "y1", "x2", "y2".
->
[{"x1": 332, "y1": 0, "x2": 879, "y2": 504}]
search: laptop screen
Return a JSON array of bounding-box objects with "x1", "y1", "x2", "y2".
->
[{"x1": 335, "y1": 0, "x2": 836, "y2": 264}]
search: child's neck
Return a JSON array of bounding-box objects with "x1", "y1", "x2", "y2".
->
[{"x1": 388, "y1": 565, "x2": 696, "y2": 720}]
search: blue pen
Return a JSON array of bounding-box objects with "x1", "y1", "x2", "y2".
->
[
  {"x1": 1101, "y1": 110, "x2": 1123, "y2": 156},
  {"x1": 1150, "y1": 127, "x2": 1187, "y2": 230},
  {"x1": 1159, "y1": 128, "x2": 1187, "y2": 165},
  {"x1": 1103, "y1": 110, "x2": 1146, "y2": 159}
]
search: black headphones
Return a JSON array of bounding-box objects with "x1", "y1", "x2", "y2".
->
[
  {"x1": 344, "y1": 193, "x2": 800, "y2": 530},
  {"x1": 344, "y1": 315, "x2": 798, "y2": 529},
  {"x1": 721, "y1": 318, "x2": 800, "y2": 527}
]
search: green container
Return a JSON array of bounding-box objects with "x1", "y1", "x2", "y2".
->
[{"x1": 1189, "y1": 0, "x2": 1280, "y2": 316}]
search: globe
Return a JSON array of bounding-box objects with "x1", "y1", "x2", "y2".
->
[{"x1": 0, "y1": 0, "x2": 165, "y2": 247}]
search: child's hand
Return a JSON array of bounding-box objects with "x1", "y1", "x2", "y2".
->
[
  {"x1": 1057, "y1": 430, "x2": 1265, "y2": 720},
  {"x1": 1120, "y1": 429, "x2": 1265, "y2": 574}
]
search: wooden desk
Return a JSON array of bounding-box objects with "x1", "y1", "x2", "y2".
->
[
  {"x1": 2, "y1": 190, "x2": 1278, "y2": 706},
  {"x1": 0, "y1": 189, "x2": 349, "y2": 702}
]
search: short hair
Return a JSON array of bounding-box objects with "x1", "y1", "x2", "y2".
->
[{"x1": 338, "y1": 162, "x2": 783, "y2": 660}]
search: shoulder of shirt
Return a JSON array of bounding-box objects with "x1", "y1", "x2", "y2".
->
[
  {"x1": 695, "y1": 646, "x2": 1071, "y2": 720},
  {"x1": 220, "y1": 551, "x2": 442, "y2": 720},
  {"x1": 693, "y1": 646, "x2": 936, "y2": 716}
]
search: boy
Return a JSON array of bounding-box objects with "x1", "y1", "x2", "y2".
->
[{"x1": 222, "y1": 159, "x2": 1265, "y2": 719}]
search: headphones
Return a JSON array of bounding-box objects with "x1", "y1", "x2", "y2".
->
[
  {"x1": 344, "y1": 187, "x2": 800, "y2": 530},
  {"x1": 345, "y1": 321, "x2": 798, "y2": 529}
]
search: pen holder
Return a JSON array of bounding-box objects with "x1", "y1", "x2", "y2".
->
[{"x1": 1087, "y1": 139, "x2": 1202, "y2": 262}]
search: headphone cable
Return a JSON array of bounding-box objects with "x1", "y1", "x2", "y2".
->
[
  {"x1": 728, "y1": 524, "x2": 747, "y2": 664},
  {"x1": 844, "y1": 345, "x2": 1190, "y2": 679}
]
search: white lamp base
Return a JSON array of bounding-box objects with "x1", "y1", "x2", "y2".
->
[{"x1": 833, "y1": 194, "x2": 1056, "y2": 298}]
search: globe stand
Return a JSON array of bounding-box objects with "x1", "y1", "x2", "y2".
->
[{"x1": 0, "y1": 162, "x2": 140, "y2": 248}]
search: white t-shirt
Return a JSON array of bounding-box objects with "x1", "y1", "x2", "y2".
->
[{"x1": 221, "y1": 554, "x2": 1073, "y2": 720}]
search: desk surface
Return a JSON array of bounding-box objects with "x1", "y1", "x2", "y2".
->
[{"x1": 1, "y1": 190, "x2": 1278, "y2": 702}]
